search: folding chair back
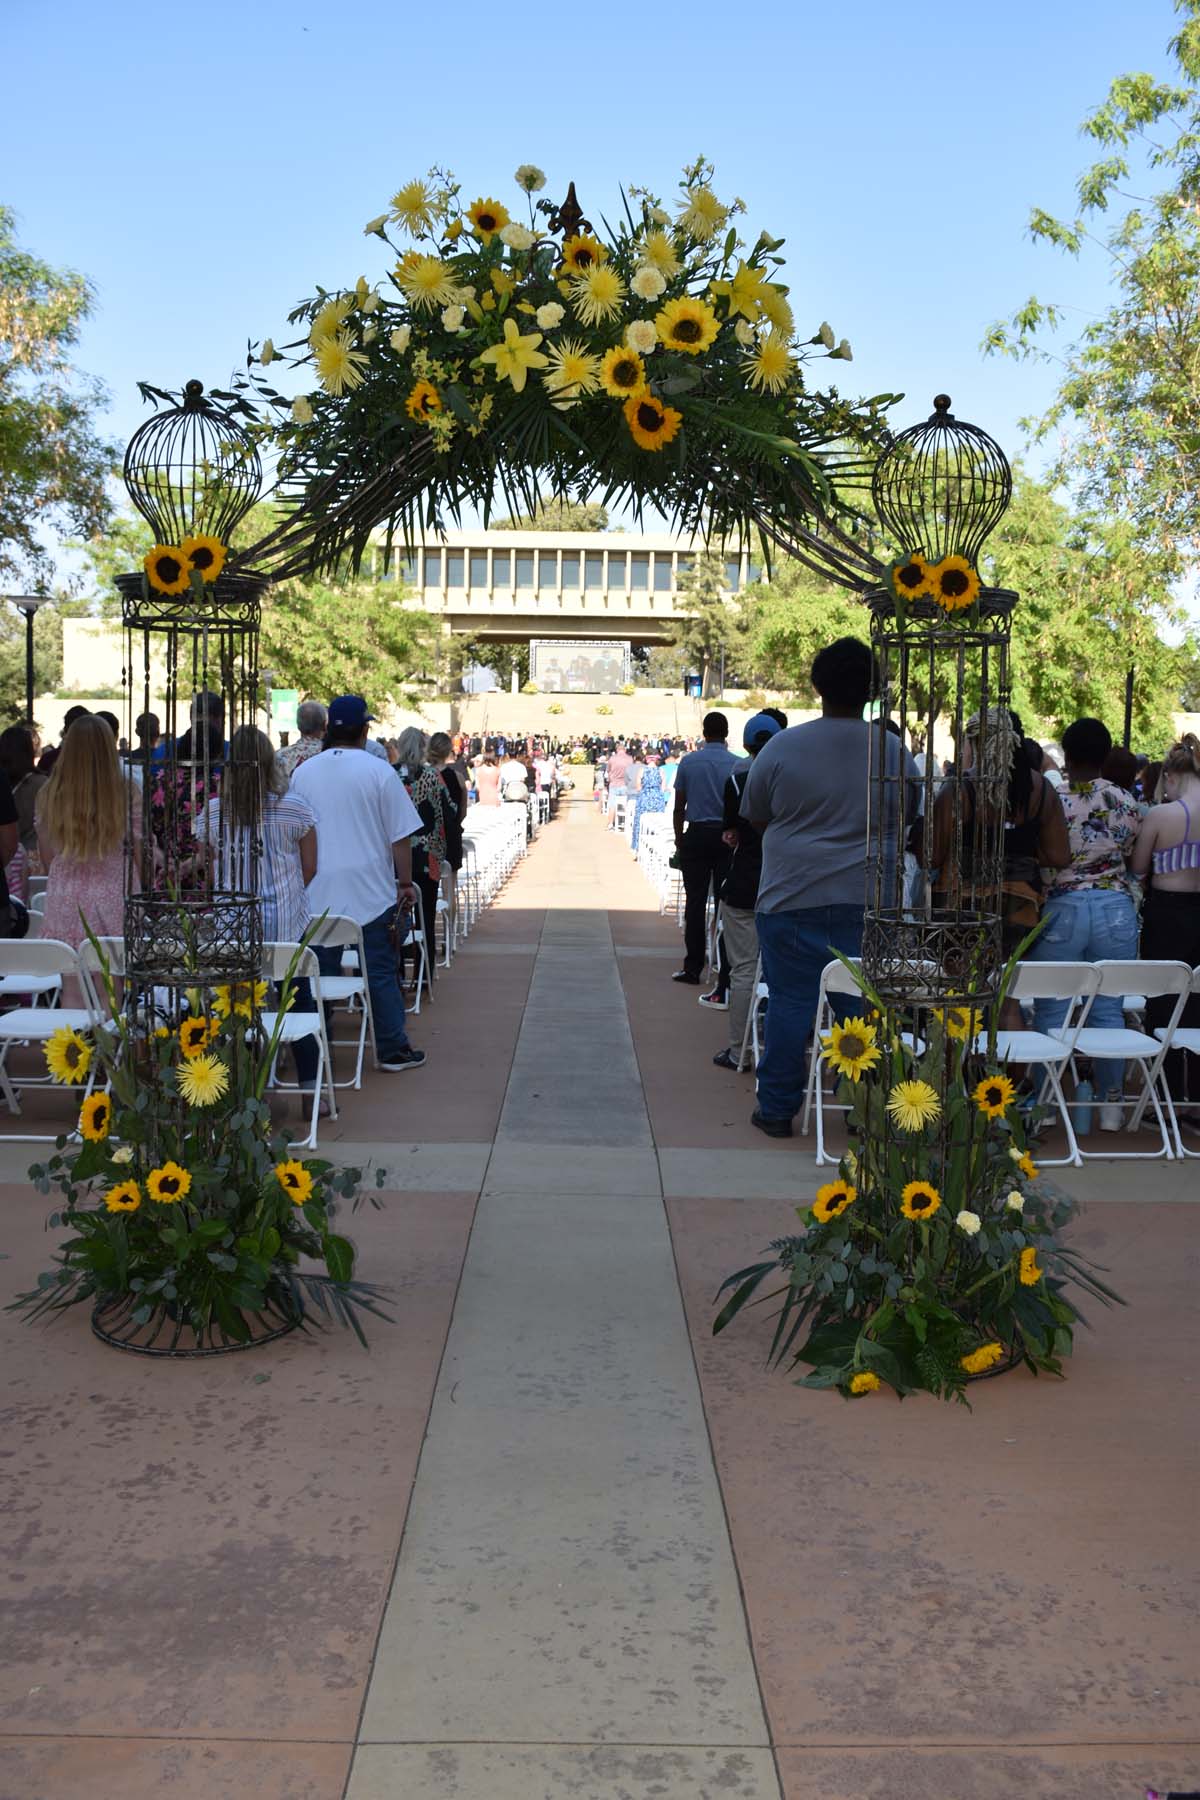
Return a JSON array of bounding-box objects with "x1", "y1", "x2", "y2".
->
[
  {"x1": 304, "y1": 914, "x2": 377, "y2": 1089},
  {"x1": 259, "y1": 942, "x2": 336, "y2": 1149},
  {"x1": 804, "y1": 958, "x2": 864, "y2": 1162},
  {"x1": 1075, "y1": 959, "x2": 1192, "y2": 1160}
]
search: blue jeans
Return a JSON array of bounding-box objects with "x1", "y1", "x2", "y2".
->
[
  {"x1": 755, "y1": 905, "x2": 865, "y2": 1121},
  {"x1": 1030, "y1": 889, "x2": 1138, "y2": 1096},
  {"x1": 315, "y1": 907, "x2": 410, "y2": 1064}
]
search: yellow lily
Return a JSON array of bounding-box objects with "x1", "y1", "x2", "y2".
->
[{"x1": 478, "y1": 317, "x2": 549, "y2": 394}]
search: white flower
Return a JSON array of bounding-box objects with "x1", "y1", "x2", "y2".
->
[
  {"x1": 390, "y1": 325, "x2": 412, "y2": 353},
  {"x1": 291, "y1": 395, "x2": 313, "y2": 424},
  {"x1": 535, "y1": 302, "x2": 565, "y2": 330},
  {"x1": 1005, "y1": 1190, "x2": 1025, "y2": 1213},
  {"x1": 500, "y1": 222, "x2": 536, "y2": 250},
  {"x1": 441, "y1": 304, "x2": 466, "y2": 332},
  {"x1": 955, "y1": 1210, "x2": 982, "y2": 1236},
  {"x1": 1008, "y1": 1146, "x2": 1024, "y2": 1163},
  {"x1": 648, "y1": 205, "x2": 670, "y2": 225},
  {"x1": 830, "y1": 338, "x2": 853, "y2": 361},
  {"x1": 111, "y1": 1144, "x2": 134, "y2": 1165},
  {"x1": 362, "y1": 323, "x2": 377, "y2": 343},
  {"x1": 260, "y1": 338, "x2": 276, "y2": 365},
  {"x1": 624, "y1": 318, "x2": 658, "y2": 355},
  {"x1": 630, "y1": 265, "x2": 666, "y2": 301},
  {"x1": 364, "y1": 214, "x2": 388, "y2": 236},
  {"x1": 514, "y1": 164, "x2": 546, "y2": 193},
  {"x1": 818, "y1": 320, "x2": 835, "y2": 349},
  {"x1": 734, "y1": 319, "x2": 757, "y2": 347},
  {"x1": 360, "y1": 289, "x2": 381, "y2": 313}
]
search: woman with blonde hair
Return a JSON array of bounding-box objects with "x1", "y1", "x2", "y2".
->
[
  {"x1": 1132, "y1": 732, "x2": 1200, "y2": 1118},
  {"x1": 37, "y1": 715, "x2": 137, "y2": 948}
]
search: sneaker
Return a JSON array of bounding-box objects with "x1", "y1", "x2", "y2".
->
[
  {"x1": 671, "y1": 969, "x2": 702, "y2": 985},
  {"x1": 751, "y1": 1108, "x2": 792, "y2": 1139},
  {"x1": 713, "y1": 1048, "x2": 744, "y2": 1072},
  {"x1": 1098, "y1": 1093, "x2": 1124, "y2": 1132},
  {"x1": 379, "y1": 1046, "x2": 427, "y2": 1072},
  {"x1": 698, "y1": 989, "x2": 728, "y2": 1010}
]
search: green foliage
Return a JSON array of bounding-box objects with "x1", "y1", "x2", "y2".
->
[
  {"x1": 741, "y1": 559, "x2": 866, "y2": 700},
  {"x1": 260, "y1": 575, "x2": 437, "y2": 701},
  {"x1": 494, "y1": 500, "x2": 609, "y2": 531},
  {"x1": 670, "y1": 549, "x2": 751, "y2": 696}
]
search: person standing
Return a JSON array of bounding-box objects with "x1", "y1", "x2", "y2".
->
[
  {"x1": 474, "y1": 753, "x2": 502, "y2": 808},
  {"x1": 37, "y1": 716, "x2": 137, "y2": 951},
  {"x1": 671, "y1": 711, "x2": 738, "y2": 985},
  {"x1": 1132, "y1": 732, "x2": 1200, "y2": 1123},
  {"x1": 712, "y1": 712, "x2": 784, "y2": 1069},
  {"x1": 276, "y1": 700, "x2": 328, "y2": 781},
  {"x1": 291, "y1": 695, "x2": 425, "y2": 1073}
]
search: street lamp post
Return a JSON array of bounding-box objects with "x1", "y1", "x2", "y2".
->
[{"x1": 5, "y1": 596, "x2": 51, "y2": 726}]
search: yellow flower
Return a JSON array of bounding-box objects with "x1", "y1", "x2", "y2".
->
[
  {"x1": 599, "y1": 345, "x2": 647, "y2": 400},
  {"x1": 961, "y1": 1341, "x2": 1004, "y2": 1375},
  {"x1": 308, "y1": 296, "x2": 353, "y2": 347},
  {"x1": 742, "y1": 331, "x2": 792, "y2": 394},
  {"x1": 144, "y1": 545, "x2": 190, "y2": 596},
  {"x1": 886, "y1": 1079, "x2": 941, "y2": 1132},
  {"x1": 275, "y1": 1159, "x2": 314, "y2": 1206},
  {"x1": 478, "y1": 317, "x2": 549, "y2": 395},
  {"x1": 180, "y1": 535, "x2": 226, "y2": 584},
  {"x1": 571, "y1": 263, "x2": 626, "y2": 328},
  {"x1": 315, "y1": 330, "x2": 370, "y2": 397},
  {"x1": 78, "y1": 1092, "x2": 112, "y2": 1141},
  {"x1": 940, "y1": 1003, "x2": 985, "y2": 1042},
  {"x1": 711, "y1": 260, "x2": 771, "y2": 321},
  {"x1": 812, "y1": 1179, "x2": 856, "y2": 1224},
  {"x1": 490, "y1": 267, "x2": 516, "y2": 298},
  {"x1": 640, "y1": 228, "x2": 680, "y2": 278},
  {"x1": 542, "y1": 338, "x2": 601, "y2": 399},
  {"x1": 389, "y1": 178, "x2": 434, "y2": 233},
  {"x1": 147, "y1": 1161, "x2": 192, "y2": 1204},
  {"x1": 624, "y1": 391, "x2": 683, "y2": 452},
  {"x1": 178, "y1": 1016, "x2": 214, "y2": 1060},
  {"x1": 1018, "y1": 1246, "x2": 1043, "y2": 1286},
  {"x1": 176, "y1": 1054, "x2": 229, "y2": 1108},
  {"x1": 892, "y1": 553, "x2": 934, "y2": 600},
  {"x1": 561, "y1": 232, "x2": 607, "y2": 274},
  {"x1": 212, "y1": 980, "x2": 267, "y2": 1020},
  {"x1": 405, "y1": 379, "x2": 441, "y2": 421},
  {"x1": 973, "y1": 1073, "x2": 1016, "y2": 1119},
  {"x1": 104, "y1": 1180, "x2": 142, "y2": 1214},
  {"x1": 930, "y1": 554, "x2": 981, "y2": 613},
  {"x1": 468, "y1": 197, "x2": 510, "y2": 242},
  {"x1": 849, "y1": 1371, "x2": 881, "y2": 1395},
  {"x1": 758, "y1": 285, "x2": 795, "y2": 338},
  {"x1": 396, "y1": 252, "x2": 460, "y2": 313},
  {"x1": 655, "y1": 295, "x2": 719, "y2": 356},
  {"x1": 900, "y1": 1180, "x2": 942, "y2": 1222},
  {"x1": 676, "y1": 184, "x2": 728, "y2": 241},
  {"x1": 821, "y1": 1018, "x2": 882, "y2": 1084},
  {"x1": 1018, "y1": 1150, "x2": 1039, "y2": 1181},
  {"x1": 45, "y1": 1026, "x2": 93, "y2": 1086}
]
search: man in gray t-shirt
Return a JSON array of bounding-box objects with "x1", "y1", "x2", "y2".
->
[{"x1": 740, "y1": 638, "x2": 917, "y2": 1135}]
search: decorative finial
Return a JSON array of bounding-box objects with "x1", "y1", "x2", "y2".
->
[
  {"x1": 932, "y1": 394, "x2": 952, "y2": 416},
  {"x1": 545, "y1": 181, "x2": 591, "y2": 240},
  {"x1": 183, "y1": 379, "x2": 205, "y2": 408}
]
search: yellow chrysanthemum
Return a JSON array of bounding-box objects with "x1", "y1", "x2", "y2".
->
[
  {"x1": 560, "y1": 233, "x2": 607, "y2": 275},
  {"x1": 758, "y1": 285, "x2": 795, "y2": 338},
  {"x1": 308, "y1": 296, "x2": 353, "y2": 347},
  {"x1": 812, "y1": 1179, "x2": 856, "y2": 1224},
  {"x1": 389, "y1": 178, "x2": 434, "y2": 234},
  {"x1": 1018, "y1": 1150, "x2": 1039, "y2": 1181},
  {"x1": 886, "y1": 1079, "x2": 941, "y2": 1133},
  {"x1": 45, "y1": 1026, "x2": 93, "y2": 1086},
  {"x1": 542, "y1": 338, "x2": 601, "y2": 399},
  {"x1": 571, "y1": 263, "x2": 626, "y2": 328},
  {"x1": 176, "y1": 1054, "x2": 229, "y2": 1108},
  {"x1": 275, "y1": 1159, "x2": 314, "y2": 1206},
  {"x1": 821, "y1": 1018, "x2": 882, "y2": 1084},
  {"x1": 655, "y1": 295, "x2": 720, "y2": 356},
  {"x1": 78, "y1": 1092, "x2": 112, "y2": 1141},
  {"x1": 598, "y1": 345, "x2": 647, "y2": 400},
  {"x1": 676, "y1": 184, "x2": 729, "y2": 241},
  {"x1": 1018, "y1": 1246, "x2": 1043, "y2": 1286},
  {"x1": 468, "y1": 197, "x2": 510, "y2": 242},
  {"x1": 973, "y1": 1073, "x2": 1016, "y2": 1119},
  {"x1": 940, "y1": 1003, "x2": 985, "y2": 1042},
  {"x1": 144, "y1": 545, "x2": 190, "y2": 596},
  {"x1": 147, "y1": 1161, "x2": 192, "y2": 1205},
  {"x1": 742, "y1": 331, "x2": 793, "y2": 395},
  {"x1": 396, "y1": 253, "x2": 460, "y2": 313},
  {"x1": 180, "y1": 535, "x2": 226, "y2": 584},
  {"x1": 624, "y1": 391, "x2": 683, "y2": 452},
  {"x1": 104, "y1": 1180, "x2": 141, "y2": 1214},
  {"x1": 900, "y1": 1180, "x2": 942, "y2": 1222},
  {"x1": 405, "y1": 379, "x2": 442, "y2": 422},
  {"x1": 849, "y1": 1371, "x2": 881, "y2": 1395},
  {"x1": 930, "y1": 555, "x2": 981, "y2": 613},
  {"x1": 478, "y1": 317, "x2": 549, "y2": 395},
  {"x1": 315, "y1": 330, "x2": 370, "y2": 397},
  {"x1": 640, "y1": 228, "x2": 680, "y2": 278},
  {"x1": 178, "y1": 1016, "x2": 215, "y2": 1060},
  {"x1": 212, "y1": 980, "x2": 267, "y2": 1020},
  {"x1": 961, "y1": 1341, "x2": 1005, "y2": 1375},
  {"x1": 892, "y1": 553, "x2": 934, "y2": 601}
]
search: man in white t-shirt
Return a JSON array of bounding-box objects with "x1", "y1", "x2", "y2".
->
[{"x1": 292, "y1": 695, "x2": 426, "y2": 1072}]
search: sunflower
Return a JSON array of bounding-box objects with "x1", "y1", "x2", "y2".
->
[
  {"x1": 640, "y1": 228, "x2": 680, "y2": 278},
  {"x1": 144, "y1": 546, "x2": 190, "y2": 596},
  {"x1": 275, "y1": 1159, "x2": 314, "y2": 1206},
  {"x1": 212, "y1": 980, "x2": 267, "y2": 1020},
  {"x1": 542, "y1": 338, "x2": 601, "y2": 399},
  {"x1": 900, "y1": 1180, "x2": 942, "y2": 1222},
  {"x1": 624, "y1": 391, "x2": 683, "y2": 452},
  {"x1": 315, "y1": 330, "x2": 370, "y2": 397},
  {"x1": 742, "y1": 332, "x2": 792, "y2": 394},
  {"x1": 886, "y1": 1079, "x2": 941, "y2": 1132},
  {"x1": 45, "y1": 1026, "x2": 93, "y2": 1086},
  {"x1": 1018, "y1": 1246, "x2": 1043, "y2": 1286},
  {"x1": 571, "y1": 263, "x2": 626, "y2": 328},
  {"x1": 405, "y1": 379, "x2": 442, "y2": 422},
  {"x1": 177, "y1": 1016, "x2": 214, "y2": 1060},
  {"x1": 389, "y1": 178, "x2": 434, "y2": 233},
  {"x1": 891, "y1": 553, "x2": 934, "y2": 600},
  {"x1": 940, "y1": 1004, "x2": 985, "y2": 1042},
  {"x1": 812, "y1": 1179, "x2": 856, "y2": 1223},
  {"x1": 176, "y1": 1054, "x2": 229, "y2": 1108},
  {"x1": 929, "y1": 555, "x2": 981, "y2": 613},
  {"x1": 308, "y1": 295, "x2": 354, "y2": 346},
  {"x1": 676, "y1": 184, "x2": 729, "y2": 241},
  {"x1": 468, "y1": 197, "x2": 510, "y2": 242},
  {"x1": 849, "y1": 1371, "x2": 881, "y2": 1395},
  {"x1": 655, "y1": 295, "x2": 720, "y2": 356},
  {"x1": 147, "y1": 1160, "x2": 192, "y2": 1204},
  {"x1": 560, "y1": 233, "x2": 607, "y2": 275},
  {"x1": 1017, "y1": 1150, "x2": 1039, "y2": 1181},
  {"x1": 599, "y1": 346, "x2": 647, "y2": 400},
  {"x1": 973, "y1": 1072, "x2": 1016, "y2": 1119},
  {"x1": 179, "y1": 534, "x2": 226, "y2": 584},
  {"x1": 820, "y1": 1017, "x2": 882, "y2": 1084},
  {"x1": 104, "y1": 1180, "x2": 141, "y2": 1214},
  {"x1": 395, "y1": 253, "x2": 460, "y2": 313},
  {"x1": 77, "y1": 1092, "x2": 112, "y2": 1141},
  {"x1": 961, "y1": 1341, "x2": 1004, "y2": 1375}
]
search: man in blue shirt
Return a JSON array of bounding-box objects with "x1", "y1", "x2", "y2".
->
[{"x1": 671, "y1": 711, "x2": 739, "y2": 984}]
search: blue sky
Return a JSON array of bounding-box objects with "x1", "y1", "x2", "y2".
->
[{"x1": 3, "y1": 0, "x2": 1178, "y2": 522}]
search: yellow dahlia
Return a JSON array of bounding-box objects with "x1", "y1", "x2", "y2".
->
[
  {"x1": 212, "y1": 980, "x2": 267, "y2": 1020},
  {"x1": 886, "y1": 1079, "x2": 941, "y2": 1132},
  {"x1": 144, "y1": 545, "x2": 190, "y2": 596},
  {"x1": 560, "y1": 233, "x2": 607, "y2": 274},
  {"x1": 961, "y1": 1341, "x2": 1005, "y2": 1375},
  {"x1": 930, "y1": 555, "x2": 981, "y2": 613},
  {"x1": 542, "y1": 338, "x2": 601, "y2": 399},
  {"x1": 640, "y1": 228, "x2": 680, "y2": 278},
  {"x1": 821, "y1": 1017, "x2": 882, "y2": 1084},
  {"x1": 405, "y1": 379, "x2": 441, "y2": 421},
  {"x1": 275, "y1": 1159, "x2": 314, "y2": 1206},
  {"x1": 180, "y1": 535, "x2": 226, "y2": 584},
  {"x1": 758, "y1": 285, "x2": 795, "y2": 338},
  {"x1": 315, "y1": 330, "x2": 370, "y2": 397},
  {"x1": 478, "y1": 317, "x2": 549, "y2": 395},
  {"x1": 45, "y1": 1026, "x2": 93, "y2": 1086},
  {"x1": 973, "y1": 1073, "x2": 1016, "y2": 1119},
  {"x1": 147, "y1": 1161, "x2": 192, "y2": 1204},
  {"x1": 812, "y1": 1179, "x2": 856, "y2": 1224},
  {"x1": 849, "y1": 1371, "x2": 881, "y2": 1395},
  {"x1": 468, "y1": 197, "x2": 509, "y2": 242},
  {"x1": 1018, "y1": 1246, "x2": 1043, "y2": 1286},
  {"x1": 388, "y1": 178, "x2": 434, "y2": 234},
  {"x1": 571, "y1": 263, "x2": 626, "y2": 327},
  {"x1": 599, "y1": 345, "x2": 647, "y2": 400},
  {"x1": 892, "y1": 553, "x2": 934, "y2": 601},
  {"x1": 176, "y1": 1054, "x2": 229, "y2": 1108},
  {"x1": 676, "y1": 184, "x2": 729, "y2": 241},
  {"x1": 308, "y1": 296, "x2": 353, "y2": 347},
  {"x1": 655, "y1": 295, "x2": 719, "y2": 356},
  {"x1": 624, "y1": 391, "x2": 683, "y2": 452},
  {"x1": 900, "y1": 1180, "x2": 942, "y2": 1222},
  {"x1": 742, "y1": 331, "x2": 793, "y2": 394},
  {"x1": 104, "y1": 1179, "x2": 142, "y2": 1214},
  {"x1": 78, "y1": 1092, "x2": 112, "y2": 1141},
  {"x1": 395, "y1": 253, "x2": 460, "y2": 313}
]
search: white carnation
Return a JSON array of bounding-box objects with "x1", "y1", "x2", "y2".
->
[
  {"x1": 291, "y1": 395, "x2": 313, "y2": 424},
  {"x1": 500, "y1": 222, "x2": 536, "y2": 251},
  {"x1": 818, "y1": 320, "x2": 835, "y2": 349},
  {"x1": 514, "y1": 164, "x2": 546, "y2": 193},
  {"x1": 734, "y1": 319, "x2": 756, "y2": 347},
  {"x1": 955, "y1": 1210, "x2": 982, "y2": 1236},
  {"x1": 360, "y1": 289, "x2": 381, "y2": 313},
  {"x1": 1005, "y1": 1191, "x2": 1025, "y2": 1213},
  {"x1": 441, "y1": 304, "x2": 466, "y2": 332},
  {"x1": 363, "y1": 214, "x2": 388, "y2": 236},
  {"x1": 624, "y1": 319, "x2": 658, "y2": 355},
  {"x1": 1008, "y1": 1146, "x2": 1024, "y2": 1163},
  {"x1": 536, "y1": 302, "x2": 565, "y2": 330},
  {"x1": 362, "y1": 323, "x2": 377, "y2": 343},
  {"x1": 649, "y1": 205, "x2": 670, "y2": 225},
  {"x1": 631, "y1": 265, "x2": 666, "y2": 301},
  {"x1": 390, "y1": 325, "x2": 412, "y2": 353},
  {"x1": 830, "y1": 337, "x2": 853, "y2": 361},
  {"x1": 111, "y1": 1144, "x2": 134, "y2": 1165},
  {"x1": 260, "y1": 338, "x2": 276, "y2": 365}
]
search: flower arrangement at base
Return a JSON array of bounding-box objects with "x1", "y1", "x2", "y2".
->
[
  {"x1": 713, "y1": 952, "x2": 1123, "y2": 1404},
  {"x1": 12, "y1": 931, "x2": 389, "y2": 1350}
]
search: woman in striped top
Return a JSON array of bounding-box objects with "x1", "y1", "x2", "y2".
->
[{"x1": 1132, "y1": 733, "x2": 1200, "y2": 1115}]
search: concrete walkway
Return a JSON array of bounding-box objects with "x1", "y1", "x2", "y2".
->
[{"x1": 0, "y1": 794, "x2": 1195, "y2": 1800}]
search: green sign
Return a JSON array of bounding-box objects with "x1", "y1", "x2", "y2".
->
[{"x1": 271, "y1": 689, "x2": 299, "y2": 736}]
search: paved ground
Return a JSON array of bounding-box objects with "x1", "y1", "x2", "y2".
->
[{"x1": 0, "y1": 796, "x2": 1195, "y2": 1800}]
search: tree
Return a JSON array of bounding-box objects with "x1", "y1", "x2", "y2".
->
[
  {"x1": 670, "y1": 551, "x2": 751, "y2": 697},
  {"x1": 741, "y1": 561, "x2": 867, "y2": 701},
  {"x1": 494, "y1": 501, "x2": 609, "y2": 532},
  {"x1": 0, "y1": 206, "x2": 117, "y2": 585},
  {"x1": 260, "y1": 578, "x2": 437, "y2": 702}
]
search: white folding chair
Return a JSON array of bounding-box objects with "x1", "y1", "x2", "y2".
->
[
  {"x1": 994, "y1": 961, "x2": 1100, "y2": 1168},
  {"x1": 1063, "y1": 959, "x2": 1192, "y2": 1160},
  {"x1": 398, "y1": 890, "x2": 432, "y2": 1015},
  {"x1": 259, "y1": 943, "x2": 339, "y2": 1150},
  {"x1": 306, "y1": 914, "x2": 376, "y2": 1089},
  {"x1": 1152, "y1": 964, "x2": 1200, "y2": 1157},
  {"x1": 737, "y1": 956, "x2": 769, "y2": 1076},
  {"x1": 0, "y1": 940, "x2": 113, "y2": 1137},
  {"x1": 25, "y1": 890, "x2": 48, "y2": 935}
]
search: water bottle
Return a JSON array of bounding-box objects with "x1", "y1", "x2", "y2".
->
[{"x1": 1074, "y1": 1078, "x2": 1094, "y2": 1137}]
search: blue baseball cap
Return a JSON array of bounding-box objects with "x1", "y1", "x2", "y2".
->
[
  {"x1": 328, "y1": 695, "x2": 376, "y2": 731},
  {"x1": 743, "y1": 711, "x2": 783, "y2": 751}
]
